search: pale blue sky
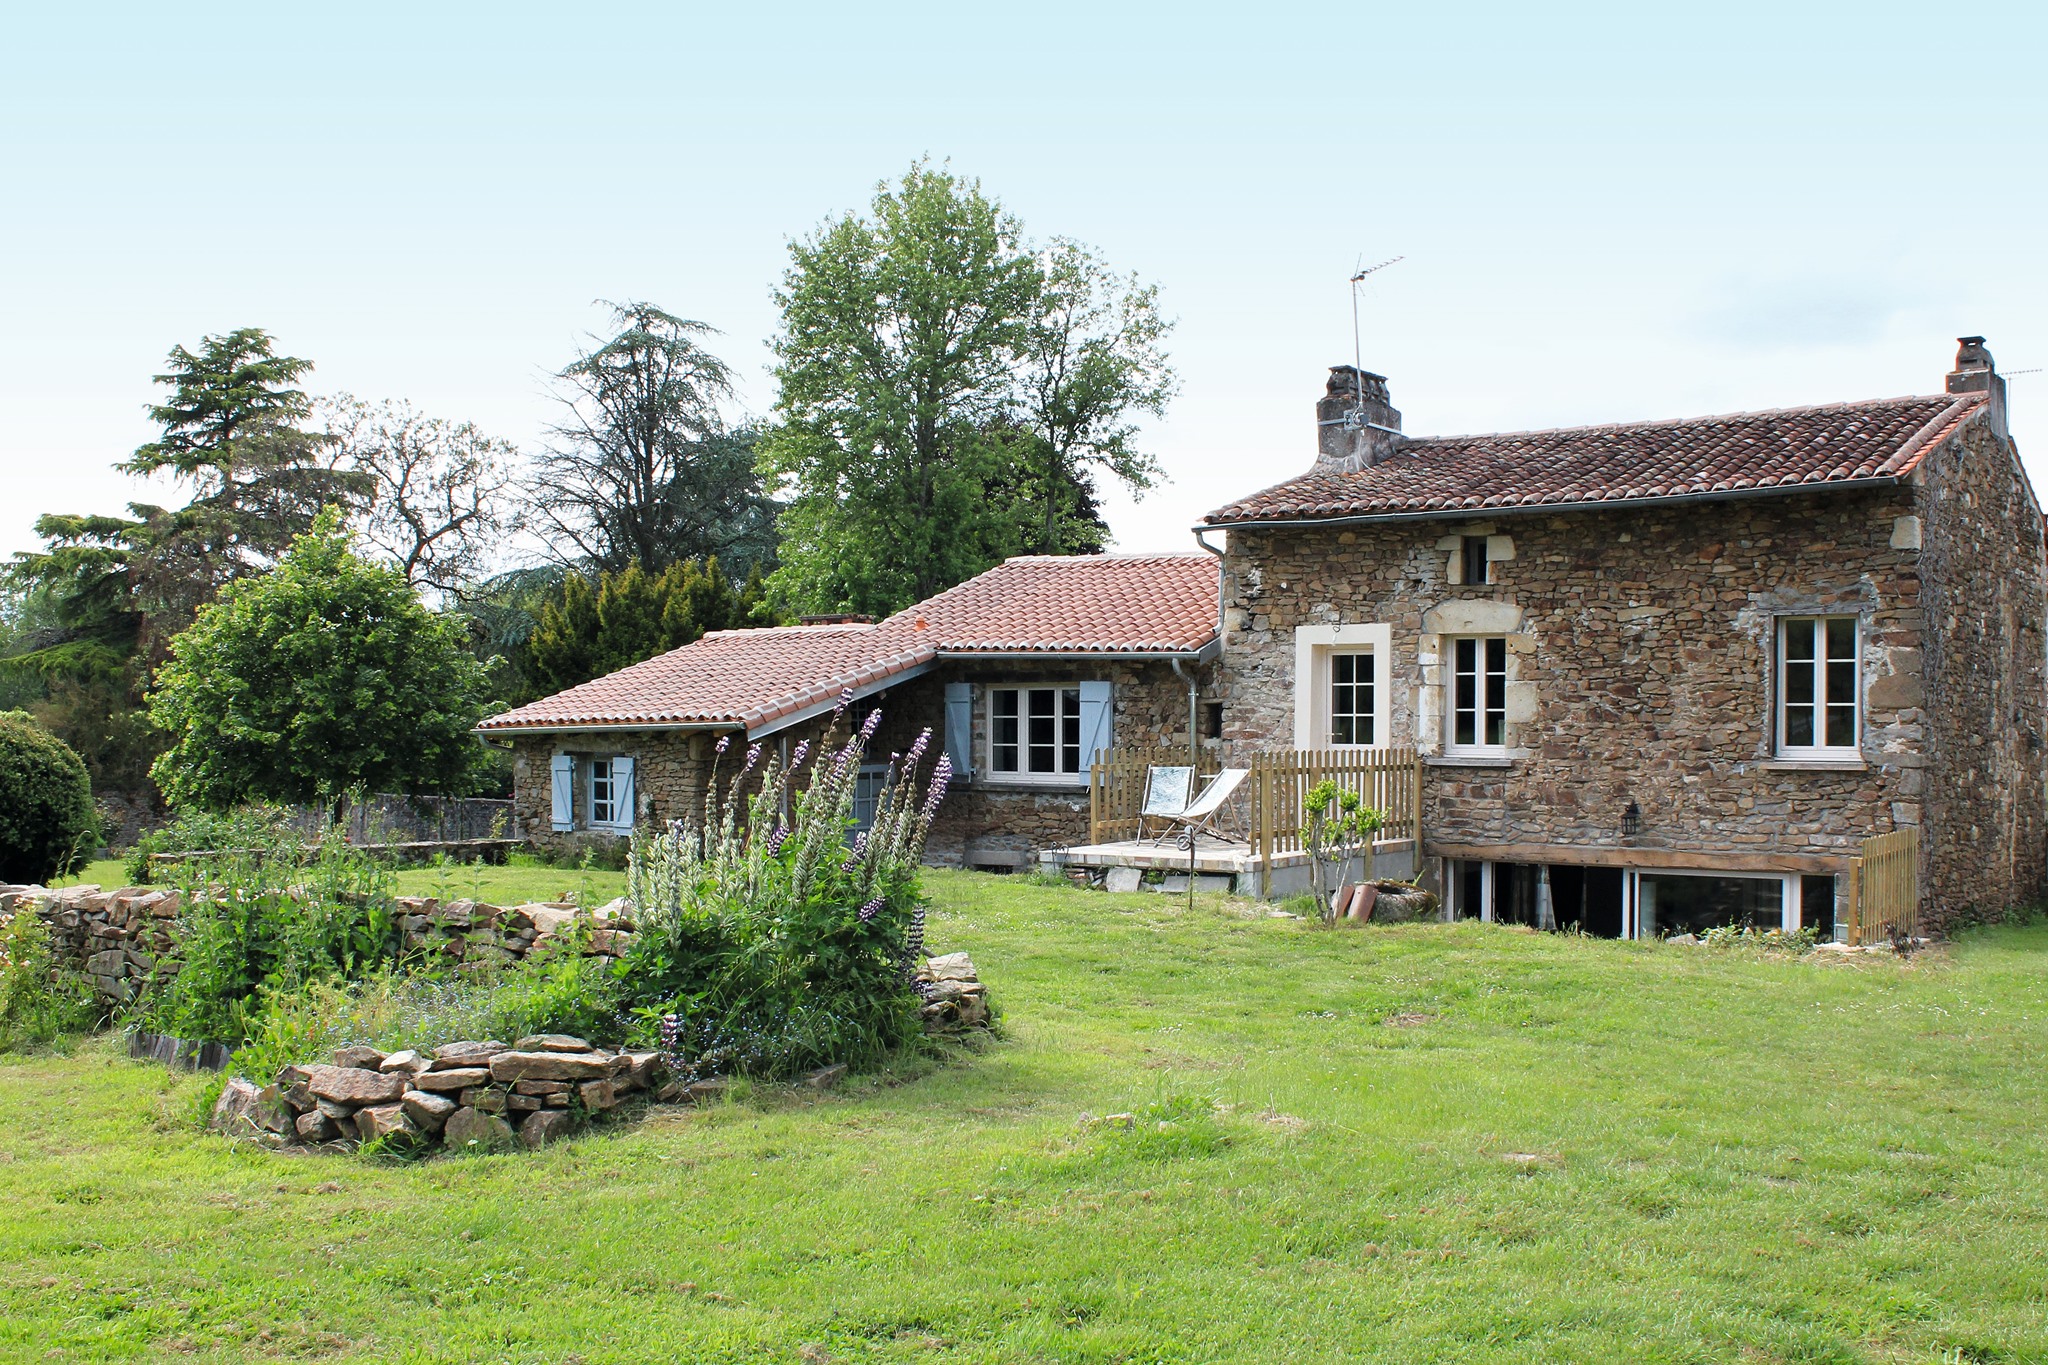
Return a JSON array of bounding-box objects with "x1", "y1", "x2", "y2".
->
[{"x1": 3, "y1": 2, "x2": 2044, "y2": 561}]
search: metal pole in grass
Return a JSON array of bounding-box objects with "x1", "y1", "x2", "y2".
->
[{"x1": 1187, "y1": 817, "x2": 1196, "y2": 912}]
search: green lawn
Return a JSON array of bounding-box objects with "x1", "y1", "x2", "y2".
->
[{"x1": 6, "y1": 872, "x2": 2047, "y2": 1363}]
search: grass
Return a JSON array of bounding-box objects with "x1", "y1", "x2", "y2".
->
[{"x1": 5, "y1": 872, "x2": 2048, "y2": 1363}]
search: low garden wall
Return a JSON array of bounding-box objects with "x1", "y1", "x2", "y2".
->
[
  {"x1": 210, "y1": 1035, "x2": 683, "y2": 1152},
  {"x1": 0, "y1": 884, "x2": 638, "y2": 1007}
]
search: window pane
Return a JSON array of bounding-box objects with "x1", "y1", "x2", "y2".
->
[
  {"x1": 1484, "y1": 639, "x2": 1506, "y2": 746},
  {"x1": 1453, "y1": 638, "x2": 1476, "y2": 747},
  {"x1": 1824, "y1": 617, "x2": 1854, "y2": 661},
  {"x1": 1331, "y1": 652, "x2": 1372, "y2": 745},
  {"x1": 1825, "y1": 703, "x2": 1857, "y2": 747},
  {"x1": 1784, "y1": 619, "x2": 1815, "y2": 662},
  {"x1": 1782, "y1": 619, "x2": 1815, "y2": 749},
  {"x1": 1463, "y1": 536, "x2": 1488, "y2": 585},
  {"x1": 1061, "y1": 689, "x2": 1081, "y2": 773},
  {"x1": 994, "y1": 689, "x2": 1019, "y2": 771},
  {"x1": 1027, "y1": 688, "x2": 1056, "y2": 772}
]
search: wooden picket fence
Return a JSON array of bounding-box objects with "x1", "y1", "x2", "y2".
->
[
  {"x1": 1088, "y1": 746, "x2": 1423, "y2": 876},
  {"x1": 1845, "y1": 826, "x2": 1920, "y2": 945},
  {"x1": 1087, "y1": 747, "x2": 1220, "y2": 844},
  {"x1": 1246, "y1": 747, "x2": 1422, "y2": 872}
]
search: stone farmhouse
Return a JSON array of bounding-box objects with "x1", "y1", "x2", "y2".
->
[
  {"x1": 477, "y1": 555, "x2": 1223, "y2": 871},
  {"x1": 1198, "y1": 337, "x2": 2044, "y2": 936},
  {"x1": 482, "y1": 336, "x2": 2044, "y2": 938}
]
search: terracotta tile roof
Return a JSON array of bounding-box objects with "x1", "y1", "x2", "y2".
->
[
  {"x1": 1204, "y1": 392, "x2": 1987, "y2": 526},
  {"x1": 478, "y1": 554, "x2": 1219, "y2": 735},
  {"x1": 886, "y1": 554, "x2": 1220, "y2": 654}
]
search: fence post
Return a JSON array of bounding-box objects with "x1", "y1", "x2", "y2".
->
[
  {"x1": 1410, "y1": 748, "x2": 1424, "y2": 862},
  {"x1": 1846, "y1": 857, "x2": 1863, "y2": 946}
]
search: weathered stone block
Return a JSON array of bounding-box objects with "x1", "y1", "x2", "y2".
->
[
  {"x1": 401, "y1": 1090, "x2": 456, "y2": 1132},
  {"x1": 488, "y1": 1050, "x2": 612, "y2": 1083},
  {"x1": 409, "y1": 1067, "x2": 489, "y2": 1093},
  {"x1": 443, "y1": 1107, "x2": 516, "y2": 1152},
  {"x1": 307, "y1": 1065, "x2": 407, "y2": 1106},
  {"x1": 512, "y1": 1034, "x2": 593, "y2": 1054},
  {"x1": 518, "y1": 1109, "x2": 575, "y2": 1148}
]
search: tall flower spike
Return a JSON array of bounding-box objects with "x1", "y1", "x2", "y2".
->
[
  {"x1": 834, "y1": 688, "x2": 855, "y2": 715},
  {"x1": 716, "y1": 735, "x2": 731, "y2": 754},
  {"x1": 860, "y1": 708, "x2": 883, "y2": 740},
  {"x1": 743, "y1": 743, "x2": 762, "y2": 773},
  {"x1": 791, "y1": 739, "x2": 811, "y2": 768},
  {"x1": 858, "y1": 896, "x2": 884, "y2": 924}
]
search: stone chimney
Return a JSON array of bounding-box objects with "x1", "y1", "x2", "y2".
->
[
  {"x1": 1947, "y1": 335, "x2": 2008, "y2": 440},
  {"x1": 1316, "y1": 365, "x2": 1403, "y2": 471}
]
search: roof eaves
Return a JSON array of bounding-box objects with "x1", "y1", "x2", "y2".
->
[{"x1": 1200, "y1": 474, "x2": 1912, "y2": 532}]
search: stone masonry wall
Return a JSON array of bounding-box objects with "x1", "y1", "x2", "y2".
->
[
  {"x1": 0, "y1": 882, "x2": 638, "y2": 1007},
  {"x1": 1916, "y1": 417, "x2": 2048, "y2": 920},
  {"x1": 1218, "y1": 484, "x2": 1946, "y2": 899}
]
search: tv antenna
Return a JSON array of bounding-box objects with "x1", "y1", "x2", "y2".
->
[
  {"x1": 1351, "y1": 255, "x2": 1400, "y2": 378},
  {"x1": 1341, "y1": 255, "x2": 1403, "y2": 429}
]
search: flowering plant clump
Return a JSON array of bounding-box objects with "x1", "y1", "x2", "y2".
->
[{"x1": 624, "y1": 700, "x2": 953, "y2": 1079}]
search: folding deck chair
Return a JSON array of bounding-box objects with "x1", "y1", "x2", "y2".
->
[
  {"x1": 1150, "y1": 767, "x2": 1251, "y2": 850},
  {"x1": 1136, "y1": 765, "x2": 1194, "y2": 844}
]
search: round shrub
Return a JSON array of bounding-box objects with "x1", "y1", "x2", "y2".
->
[{"x1": 0, "y1": 711, "x2": 97, "y2": 885}]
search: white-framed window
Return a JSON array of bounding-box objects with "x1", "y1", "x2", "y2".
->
[
  {"x1": 1447, "y1": 636, "x2": 1507, "y2": 752},
  {"x1": 1777, "y1": 616, "x2": 1859, "y2": 756},
  {"x1": 589, "y1": 756, "x2": 620, "y2": 827},
  {"x1": 991, "y1": 685, "x2": 1084, "y2": 779},
  {"x1": 1293, "y1": 623, "x2": 1391, "y2": 751},
  {"x1": 1329, "y1": 652, "x2": 1375, "y2": 746}
]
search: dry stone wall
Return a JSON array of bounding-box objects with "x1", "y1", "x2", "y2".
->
[
  {"x1": 209, "y1": 1035, "x2": 683, "y2": 1153},
  {"x1": 0, "y1": 883, "x2": 638, "y2": 1007}
]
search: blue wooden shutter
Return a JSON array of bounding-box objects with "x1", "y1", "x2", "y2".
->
[
  {"x1": 549, "y1": 753, "x2": 575, "y2": 831},
  {"x1": 943, "y1": 682, "x2": 973, "y2": 781},
  {"x1": 611, "y1": 755, "x2": 636, "y2": 830},
  {"x1": 1077, "y1": 680, "x2": 1113, "y2": 773}
]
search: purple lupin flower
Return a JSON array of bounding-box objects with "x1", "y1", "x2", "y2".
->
[
  {"x1": 841, "y1": 830, "x2": 869, "y2": 873},
  {"x1": 906, "y1": 904, "x2": 927, "y2": 956},
  {"x1": 834, "y1": 688, "x2": 855, "y2": 715},
  {"x1": 716, "y1": 735, "x2": 731, "y2": 754},
  {"x1": 791, "y1": 739, "x2": 811, "y2": 768},
  {"x1": 765, "y1": 825, "x2": 790, "y2": 857},
  {"x1": 858, "y1": 896, "x2": 884, "y2": 924},
  {"x1": 742, "y1": 743, "x2": 762, "y2": 773},
  {"x1": 860, "y1": 708, "x2": 883, "y2": 740},
  {"x1": 921, "y1": 754, "x2": 953, "y2": 817},
  {"x1": 906, "y1": 728, "x2": 931, "y2": 764}
]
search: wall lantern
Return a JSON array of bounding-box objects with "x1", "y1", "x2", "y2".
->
[{"x1": 1622, "y1": 801, "x2": 1641, "y2": 837}]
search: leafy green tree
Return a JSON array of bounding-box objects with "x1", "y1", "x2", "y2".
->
[
  {"x1": 1017, "y1": 239, "x2": 1176, "y2": 553},
  {"x1": 533, "y1": 303, "x2": 780, "y2": 579},
  {"x1": 119, "y1": 328, "x2": 370, "y2": 625},
  {"x1": 762, "y1": 164, "x2": 1176, "y2": 614},
  {"x1": 519, "y1": 558, "x2": 766, "y2": 698},
  {"x1": 761, "y1": 162, "x2": 1040, "y2": 617},
  {"x1": 7, "y1": 329, "x2": 368, "y2": 795},
  {"x1": 147, "y1": 511, "x2": 489, "y2": 810}
]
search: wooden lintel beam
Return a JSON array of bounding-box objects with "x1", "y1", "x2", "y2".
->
[{"x1": 1426, "y1": 841, "x2": 1854, "y2": 875}]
